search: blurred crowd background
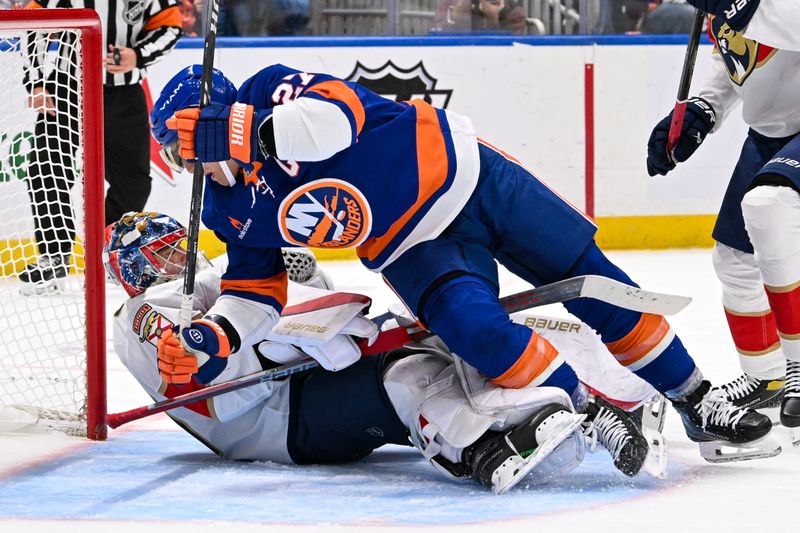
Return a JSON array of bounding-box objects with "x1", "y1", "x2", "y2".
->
[
  {"x1": 0, "y1": 0, "x2": 697, "y2": 37},
  {"x1": 188, "y1": 0, "x2": 697, "y2": 37}
]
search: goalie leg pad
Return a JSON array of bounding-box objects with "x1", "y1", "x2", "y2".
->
[{"x1": 383, "y1": 350, "x2": 586, "y2": 491}]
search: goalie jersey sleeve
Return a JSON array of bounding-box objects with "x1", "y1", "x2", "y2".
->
[{"x1": 113, "y1": 265, "x2": 295, "y2": 463}]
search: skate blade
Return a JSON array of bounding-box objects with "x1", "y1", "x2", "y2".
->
[
  {"x1": 492, "y1": 413, "x2": 587, "y2": 495},
  {"x1": 698, "y1": 434, "x2": 782, "y2": 463},
  {"x1": 641, "y1": 427, "x2": 668, "y2": 479},
  {"x1": 641, "y1": 393, "x2": 667, "y2": 434}
]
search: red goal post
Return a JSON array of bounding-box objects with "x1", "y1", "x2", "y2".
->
[{"x1": 0, "y1": 8, "x2": 105, "y2": 440}]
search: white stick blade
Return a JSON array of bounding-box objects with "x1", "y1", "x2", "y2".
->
[{"x1": 580, "y1": 276, "x2": 691, "y2": 316}]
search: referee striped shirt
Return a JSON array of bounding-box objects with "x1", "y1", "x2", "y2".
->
[{"x1": 24, "y1": 0, "x2": 182, "y2": 87}]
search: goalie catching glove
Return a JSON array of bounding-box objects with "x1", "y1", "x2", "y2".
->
[
  {"x1": 158, "y1": 319, "x2": 234, "y2": 384},
  {"x1": 166, "y1": 103, "x2": 273, "y2": 164}
]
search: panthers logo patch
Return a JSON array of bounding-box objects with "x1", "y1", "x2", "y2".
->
[{"x1": 278, "y1": 179, "x2": 372, "y2": 248}]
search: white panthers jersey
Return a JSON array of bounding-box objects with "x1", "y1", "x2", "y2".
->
[
  {"x1": 700, "y1": 11, "x2": 800, "y2": 138},
  {"x1": 744, "y1": 1, "x2": 800, "y2": 52},
  {"x1": 114, "y1": 261, "x2": 295, "y2": 463}
]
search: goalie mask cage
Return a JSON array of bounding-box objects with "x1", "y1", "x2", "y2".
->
[{"x1": 0, "y1": 9, "x2": 105, "y2": 440}]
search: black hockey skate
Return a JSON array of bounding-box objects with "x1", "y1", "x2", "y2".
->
[
  {"x1": 464, "y1": 403, "x2": 585, "y2": 494},
  {"x1": 670, "y1": 380, "x2": 780, "y2": 462},
  {"x1": 583, "y1": 396, "x2": 650, "y2": 477},
  {"x1": 714, "y1": 373, "x2": 784, "y2": 410},
  {"x1": 18, "y1": 255, "x2": 68, "y2": 295},
  {"x1": 780, "y1": 361, "x2": 800, "y2": 446}
]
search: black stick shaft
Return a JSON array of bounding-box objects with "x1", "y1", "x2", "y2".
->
[{"x1": 180, "y1": 0, "x2": 219, "y2": 329}]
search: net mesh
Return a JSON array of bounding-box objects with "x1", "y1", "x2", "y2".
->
[{"x1": 0, "y1": 28, "x2": 88, "y2": 435}]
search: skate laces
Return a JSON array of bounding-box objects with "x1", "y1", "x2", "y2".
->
[
  {"x1": 719, "y1": 374, "x2": 759, "y2": 401},
  {"x1": 786, "y1": 361, "x2": 800, "y2": 398},
  {"x1": 584, "y1": 406, "x2": 630, "y2": 461},
  {"x1": 695, "y1": 388, "x2": 748, "y2": 429}
]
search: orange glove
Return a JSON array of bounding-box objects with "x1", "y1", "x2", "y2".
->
[
  {"x1": 166, "y1": 108, "x2": 200, "y2": 161},
  {"x1": 157, "y1": 320, "x2": 233, "y2": 384},
  {"x1": 157, "y1": 328, "x2": 199, "y2": 384}
]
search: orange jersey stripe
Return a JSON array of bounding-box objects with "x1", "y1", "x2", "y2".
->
[
  {"x1": 220, "y1": 271, "x2": 288, "y2": 308},
  {"x1": 605, "y1": 313, "x2": 670, "y2": 367},
  {"x1": 144, "y1": 6, "x2": 183, "y2": 31},
  {"x1": 306, "y1": 80, "x2": 365, "y2": 136},
  {"x1": 491, "y1": 332, "x2": 559, "y2": 389},
  {"x1": 357, "y1": 100, "x2": 449, "y2": 262},
  {"x1": 25, "y1": 1, "x2": 43, "y2": 8}
]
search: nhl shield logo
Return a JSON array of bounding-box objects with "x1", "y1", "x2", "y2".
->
[
  {"x1": 345, "y1": 61, "x2": 453, "y2": 108},
  {"x1": 123, "y1": 0, "x2": 146, "y2": 25}
]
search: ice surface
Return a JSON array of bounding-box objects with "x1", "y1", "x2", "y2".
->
[{"x1": 0, "y1": 249, "x2": 796, "y2": 532}]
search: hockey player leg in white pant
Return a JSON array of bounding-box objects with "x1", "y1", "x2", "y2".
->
[
  {"x1": 742, "y1": 183, "x2": 800, "y2": 446},
  {"x1": 711, "y1": 244, "x2": 785, "y2": 417}
]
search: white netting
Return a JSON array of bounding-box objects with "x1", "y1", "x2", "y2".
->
[{"x1": 0, "y1": 28, "x2": 88, "y2": 435}]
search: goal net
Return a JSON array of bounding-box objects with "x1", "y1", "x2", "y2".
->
[{"x1": 0, "y1": 9, "x2": 105, "y2": 439}]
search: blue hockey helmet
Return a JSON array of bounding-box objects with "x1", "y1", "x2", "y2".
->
[
  {"x1": 103, "y1": 212, "x2": 188, "y2": 297},
  {"x1": 150, "y1": 65, "x2": 238, "y2": 170}
]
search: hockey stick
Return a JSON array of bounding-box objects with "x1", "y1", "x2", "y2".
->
[
  {"x1": 107, "y1": 276, "x2": 690, "y2": 429},
  {"x1": 666, "y1": 9, "x2": 705, "y2": 161},
  {"x1": 179, "y1": 0, "x2": 219, "y2": 330}
]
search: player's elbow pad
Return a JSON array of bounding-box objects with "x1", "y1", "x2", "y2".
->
[{"x1": 272, "y1": 98, "x2": 353, "y2": 161}]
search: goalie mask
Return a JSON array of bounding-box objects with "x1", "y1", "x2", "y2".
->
[
  {"x1": 150, "y1": 65, "x2": 238, "y2": 172},
  {"x1": 103, "y1": 212, "x2": 189, "y2": 297}
]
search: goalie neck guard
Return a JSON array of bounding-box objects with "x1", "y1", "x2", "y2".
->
[{"x1": 103, "y1": 212, "x2": 189, "y2": 297}]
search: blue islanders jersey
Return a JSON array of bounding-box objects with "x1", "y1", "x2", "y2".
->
[{"x1": 202, "y1": 64, "x2": 480, "y2": 315}]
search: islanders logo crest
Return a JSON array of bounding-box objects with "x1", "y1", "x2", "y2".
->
[{"x1": 278, "y1": 179, "x2": 372, "y2": 248}]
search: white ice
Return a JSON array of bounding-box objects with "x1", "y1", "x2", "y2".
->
[{"x1": 0, "y1": 249, "x2": 796, "y2": 533}]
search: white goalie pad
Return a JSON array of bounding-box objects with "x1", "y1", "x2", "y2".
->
[
  {"x1": 260, "y1": 284, "x2": 378, "y2": 371},
  {"x1": 383, "y1": 346, "x2": 585, "y2": 485},
  {"x1": 512, "y1": 313, "x2": 656, "y2": 409}
]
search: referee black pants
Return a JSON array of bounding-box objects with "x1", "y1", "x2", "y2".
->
[
  {"x1": 103, "y1": 83, "x2": 152, "y2": 226},
  {"x1": 27, "y1": 79, "x2": 152, "y2": 259}
]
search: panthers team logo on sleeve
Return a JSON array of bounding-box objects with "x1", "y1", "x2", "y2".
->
[{"x1": 278, "y1": 179, "x2": 372, "y2": 248}]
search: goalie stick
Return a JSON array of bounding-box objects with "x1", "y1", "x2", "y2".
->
[
  {"x1": 107, "y1": 275, "x2": 690, "y2": 429},
  {"x1": 179, "y1": 0, "x2": 219, "y2": 330}
]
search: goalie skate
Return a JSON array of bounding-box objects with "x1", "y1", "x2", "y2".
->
[
  {"x1": 671, "y1": 380, "x2": 781, "y2": 462},
  {"x1": 465, "y1": 403, "x2": 586, "y2": 495}
]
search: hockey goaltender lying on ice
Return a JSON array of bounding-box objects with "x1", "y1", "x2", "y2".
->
[
  {"x1": 97, "y1": 211, "x2": 784, "y2": 494},
  {"x1": 147, "y1": 62, "x2": 782, "y2": 462}
]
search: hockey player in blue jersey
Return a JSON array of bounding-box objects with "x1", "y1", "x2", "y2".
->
[{"x1": 150, "y1": 64, "x2": 778, "y2": 463}]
